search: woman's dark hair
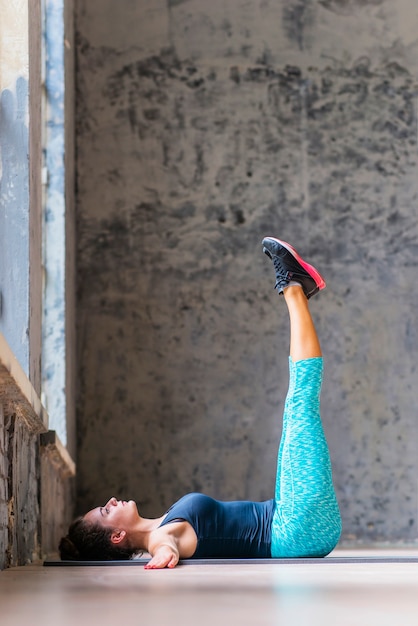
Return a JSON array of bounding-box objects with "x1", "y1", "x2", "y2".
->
[{"x1": 59, "y1": 516, "x2": 134, "y2": 561}]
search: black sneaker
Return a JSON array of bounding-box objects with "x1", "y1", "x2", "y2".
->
[{"x1": 262, "y1": 237, "x2": 326, "y2": 299}]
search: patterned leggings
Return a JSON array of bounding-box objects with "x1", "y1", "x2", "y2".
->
[{"x1": 271, "y1": 357, "x2": 342, "y2": 557}]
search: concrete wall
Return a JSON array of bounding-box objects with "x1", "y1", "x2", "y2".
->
[{"x1": 75, "y1": 0, "x2": 418, "y2": 544}]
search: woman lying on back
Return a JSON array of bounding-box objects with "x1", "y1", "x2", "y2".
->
[{"x1": 59, "y1": 236, "x2": 342, "y2": 568}]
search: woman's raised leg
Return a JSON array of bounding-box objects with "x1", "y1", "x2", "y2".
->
[{"x1": 262, "y1": 237, "x2": 341, "y2": 558}]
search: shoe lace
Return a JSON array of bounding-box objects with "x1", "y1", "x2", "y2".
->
[{"x1": 272, "y1": 256, "x2": 292, "y2": 289}]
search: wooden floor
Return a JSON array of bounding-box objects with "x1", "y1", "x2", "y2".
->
[{"x1": 2, "y1": 548, "x2": 418, "y2": 626}]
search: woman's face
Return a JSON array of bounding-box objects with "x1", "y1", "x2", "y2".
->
[{"x1": 84, "y1": 497, "x2": 140, "y2": 531}]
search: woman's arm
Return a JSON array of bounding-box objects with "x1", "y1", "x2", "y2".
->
[
  {"x1": 145, "y1": 521, "x2": 197, "y2": 569},
  {"x1": 144, "y1": 536, "x2": 180, "y2": 569}
]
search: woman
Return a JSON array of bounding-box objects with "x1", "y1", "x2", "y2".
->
[{"x1": 59, "y1": 237, "x2": 342, "y2": 568}]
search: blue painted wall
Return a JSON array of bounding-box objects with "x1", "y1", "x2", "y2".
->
[
  {"x1": 0, "y1": 77, "x2": 30, "y2": 375},
  {"x1": 42, "y1": 0, "x2": 68, "y2": 446}
]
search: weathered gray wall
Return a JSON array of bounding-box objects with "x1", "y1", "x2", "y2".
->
[
  {"x1": 75, "y1": 0, "x2": 418, "y2": 543},
  {"x1": 0, "y1": 340, "x2": 46, "y2": 569},
  {"x1": 0, "y1": 407, "x2": 40, "y2": 568},
  {"x1": 40, "y1": 431, "x2": 75, "y2": 559},
  {"x1": 0, "y1": 333, "x2": 76, "y2": 569}
]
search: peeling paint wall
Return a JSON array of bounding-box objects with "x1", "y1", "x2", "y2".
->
[
  {"x1": 0, "y1": 68, "x2": 30, "y2": 377},
  {"x1": 0, "y1": 0, "x2": 41, "y2": 569},
  {"x1": 0, "y1": 0, "x2": 42, "y2": 393},
  {"x1": 0, "y1": 0, "x2": 76, "y2": 567},
  {"x1": 75, "y1": 0, "x2": 418, "y2": 543}
]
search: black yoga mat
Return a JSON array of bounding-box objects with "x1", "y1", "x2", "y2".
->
[{"x1": 44, "y1": 556, "x2": 418, "y2": 566}]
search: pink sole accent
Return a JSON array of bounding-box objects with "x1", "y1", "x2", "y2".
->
[{"x1": 269, "y1": 238, "x2": 326, "y2": 291}]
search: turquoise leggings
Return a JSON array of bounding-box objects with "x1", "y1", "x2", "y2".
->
[{"x1": 271, "y1": 357, "x2": 342, "y2": 557}]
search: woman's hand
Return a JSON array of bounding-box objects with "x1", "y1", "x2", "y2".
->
[
  {"x1": 145, "y1": 519, "x2": 196, "y2": 568},
  {"x1": 144, "y1": 542, "x2": 179, "y2": 569}
]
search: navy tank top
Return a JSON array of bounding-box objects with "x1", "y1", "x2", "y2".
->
[{"x1": 159, "y1": 493, "x2": 275, "y2": 558}]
